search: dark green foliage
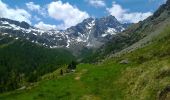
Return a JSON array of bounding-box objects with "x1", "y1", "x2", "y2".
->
[
  {"x1": 0, "y1": 35, "x2": 75, "y2": 92},
  {"x1": 77, "y1": 47, "x2": 93, "y2": 60},
  {"x1": 60, "y1": 69, "x2": 63, "y2": 76},
  {"x1": 67, "y1": 61, "x2": 77, "y2": 70}
]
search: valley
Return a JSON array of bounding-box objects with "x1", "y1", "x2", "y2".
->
[
  {"x1": 0, "y1": 0, "x2": 170, "y2": 100},
  {"x1": 1, "y1": 25, "x2": 170, "y2": 100}
]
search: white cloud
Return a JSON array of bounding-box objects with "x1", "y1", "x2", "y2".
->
[
  {"x1": 26, "y1": 2, "x2": 47, "y2": 17},
  {"x1": 34, "y1": 21, "x2": 57, "y2": 31},
  {"x1": 87, "y1": 0, "x2": 106, "y2": 8},
  {"x1": 0, "y1": 0, "x2": 31, "y2": 24},
  {"x1": 48, "y1": 1, "x2": 89, "y2": 30},
  {"x1": 107, "y1": 2, "x2": 153, "y2": 23},
  {"x1": 26, "y1": 2, "x2": 40, "y2": 11}
]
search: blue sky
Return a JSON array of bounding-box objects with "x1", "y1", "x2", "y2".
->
[{"x1": 0, "y1": 0, "x2": 166, "y2": 30}]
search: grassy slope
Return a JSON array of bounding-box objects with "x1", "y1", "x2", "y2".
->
[
  {"x1": 0, "y1": 27, "x2": 170, "y2": 100},
  {"x1": 0, "y1": 35, "x2": 75, "y2": 92},
  {"x1": 82, "y1": 5, "x2": 170, "y2": 63}
]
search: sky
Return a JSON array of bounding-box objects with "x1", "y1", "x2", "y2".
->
[{"x1": 0, "y1": 0, "x2": 166, "y2": 30}]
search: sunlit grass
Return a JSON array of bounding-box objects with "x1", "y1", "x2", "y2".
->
[{"x1": 1, "y1": 26, "x2": 170, "y2": 100}]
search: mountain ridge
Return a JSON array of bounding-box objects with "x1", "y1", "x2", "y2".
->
[
  {"x1": 82, "y1": 0, "x2": 170, "y2": 62},
  {"x1": 0, "y1": 15, "x2": 130, "y2": 51}
]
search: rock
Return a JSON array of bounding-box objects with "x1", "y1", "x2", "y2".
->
[
  {"x1": 18, "y1": 86, "x2": 26, "y2": 90},
  {"x1": 119, "y1": 59, "x2": 129, "y2": 64}
]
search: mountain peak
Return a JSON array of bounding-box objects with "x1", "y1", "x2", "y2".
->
[
  {"x1": 150, "y1": 0, "x2": 170, "y2": 20},
  {"x1": 0, "y1": 15, "x2": 130, "y2": 49},
  {"x1": 82, "y1": 17, "x2": 95, "y2": 23},
  {"x1": 166, "y1": 0, "x2": 170, "y2": 9},
  {"x1": 98, "y1": 15, "x2": 119, "y2": 24},
  {"x1": 0, "y1": 18, "x2": 30, "y2": 29},
  {"x1": 105, "y1": 15, "x2": 116, "y2": 19},
  {"x1": 166, "y1": 0, "x2": 170, "y2": 5}
]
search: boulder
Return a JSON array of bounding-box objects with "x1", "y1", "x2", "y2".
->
[{"x1": 119, "y1": 59, "x2": 129, "y2": 64}]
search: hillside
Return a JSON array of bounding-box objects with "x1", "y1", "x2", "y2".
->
[
  {"x1": 0, "y1": 23, "x2": 170, "y2": 100},
  {"x1": 0, "y1": 34, "x2": 75, "y2": 92},
  {"x1": 82, "y1": 0, "x2": 170, "y2": 63}
]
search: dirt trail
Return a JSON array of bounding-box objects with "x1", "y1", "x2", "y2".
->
[{"x1": 74, "y1": 69, "x2": 87, "y2": 80}]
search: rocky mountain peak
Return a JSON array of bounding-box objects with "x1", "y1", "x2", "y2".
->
[
  {"x1": 0, "y1": 18, "x2": 31, "y2": 29},
  {"x1": 82, "y1": 17, "x2": 95, "y2": 23},
  {"x1": 101, "y1": 15, "x2": 118, "y2": 22},
  {"x1": 0, "y1": 15, "x2": 131, "y2": 51},
  {"x1": 166, "y1": 0, "x2": 170, "y2": 5}
]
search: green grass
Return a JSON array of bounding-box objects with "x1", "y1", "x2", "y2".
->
[
  {"x1": 0, "y1": 62, "x2": 131, "y2": 100},
  {"x1": 1, "y1": 57, "x2": 170, "y2": 100},
  {"x1": 1, "y1": 26, "x2": 170, "y2": 100}
]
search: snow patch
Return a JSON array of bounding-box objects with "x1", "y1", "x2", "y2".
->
[
  {"x1": 106, "y1": 27, "x2": 117, "y2": 35},
  {"x1": 1, "y1": 21, "x2": 9, "y2": 24},
  {"x1": 15, "y1": 37, "x2": 19, "y2": 40},
  {"x1": 33, "y1": 33, "x2": 37, "y2": 36},
  {"x1": 101, "y1": 34, "x2": 108, "y2": 37},
  {"x1": 66, "y1": 35, "x2": 70, "y2": 48},
  {"x1": 87, "y1": 43, "x2": 93, "y2": 47},
  {"x1": 86, "y1": 20, "x2": 95, "y2": 29}
]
